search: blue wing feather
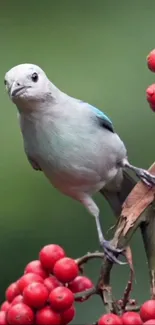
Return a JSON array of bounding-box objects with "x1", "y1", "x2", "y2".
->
[
  {"x1": 79, "y1": 100, "x2": 114, "y2": 132},
  {"x1": 88, "y1": 104, "x2": 114, "y2": 133}
]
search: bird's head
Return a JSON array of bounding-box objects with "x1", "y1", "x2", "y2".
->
[{"x1": 4, "y1": 63, "x2": 54, "y2": 112}]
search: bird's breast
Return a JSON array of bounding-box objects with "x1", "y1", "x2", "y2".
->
[{"x1": 20, "y1": 114, "x2": 93, "y2": 176}]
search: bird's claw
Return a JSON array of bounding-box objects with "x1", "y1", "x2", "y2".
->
[
  {"x1": 141, "y1": 178, "x2": 152, "y2": 187},
  {"x1": 124, "y1": 163, "x2": 155, "y2": 187},
  {"x1": 139, "y1": 170, "x2": 155, "y2": 187},
  {"x1": 101, "y1": 240, "x2": 126, "y2": 265}
]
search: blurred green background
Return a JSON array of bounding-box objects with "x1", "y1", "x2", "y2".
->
[{"x1": 0, "y1": 0, "x2": 155, "y2": 322}]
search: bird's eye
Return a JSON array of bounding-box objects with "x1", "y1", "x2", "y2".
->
[
  {"x1": 31, "y1": 72, "x2": 38, "y2": 82},
  {"x1": 4, "y1": 79, "x2": 7, "y2": 86}
]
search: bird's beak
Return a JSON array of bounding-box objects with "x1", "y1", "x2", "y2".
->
[{"x1": 11, "y1": 82, "x2": 25, "y2": 97}]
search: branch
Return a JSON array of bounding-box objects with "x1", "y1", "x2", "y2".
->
[
  {"x1": 97, "y1": 256, "x2": 120, "y2": 314},
  {"x1": 96, "y1": 163, "x2": 155, "y2": 313},
  {"x1": 125, "y1": 305, "x2": 140, "y2": 312},
  {"x1": 74, "y1": 287, "x2": 97, "y2": 300},
  {"x1": 140, "y1": 203, "x2": 155, "y2": 298},
  {"x1": 121, "y1": 272, "x2": 133, "y2": 311},
  {"x1": 76, "y1": 251, "x2": 104, "y2": 266}
]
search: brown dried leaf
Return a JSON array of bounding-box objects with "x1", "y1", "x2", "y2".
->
[{"x1": 121, "y1": 163, "x2": 155, "y2": 235}]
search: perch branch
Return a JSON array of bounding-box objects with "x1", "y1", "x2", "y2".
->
[
  {"x1": 140, "y1": 203, "x2": 155, "y2": 298},
  {"x1": 96, "y1": 162, "x2": 155, "y2": 313}
]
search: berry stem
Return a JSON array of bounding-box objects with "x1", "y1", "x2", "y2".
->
[
  {"x1": 121, "y1": 274, "x2": 133, "y2": 311},
  {"x1": 125, "y1": 305, "x2": 140, "y2": 312},
  {"x1": 74, "y1": 287, "x2": 96, "y2": 300},
  {"x1": 76, "y1": 252, "x2": 104, "y2": 266}
]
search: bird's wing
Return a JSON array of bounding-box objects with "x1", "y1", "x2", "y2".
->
[
  {"x1": 88, "y1": 104, "x2": 114, "y2": 133},
  {"x1": 76, "y1": 99, "x2": 114, "y2": 133}
]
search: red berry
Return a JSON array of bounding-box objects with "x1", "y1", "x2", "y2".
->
[
  {"x1": 44, "y1": 276, "x2": 62, "y2": 292},
  {"x1": 147, "y1": 49, "x2": 155, "y2": 72},
  {"x1": 0, "y1": 311, "x2": 7, "y2": 325},
  {"x1": 24, "y1": 260, "x2": 48, "y2": 279},
  {"x1": 121, "y1": 311, "x2": 142, "y2": 325},
  {"x1": 60, "y1": 305, "x2": 75, "y2": 324},
  {"x1": 18, "y1": 273, "x2": 43, "y2": 293},
  {"x1": 39, "y1": 244, "x2": 66, "y2": 272},
  {"x1": 36, "y1": 306, "x2": 61, "y2": 325},
  {"x1": 11, "y1": 295, "x2": 23, "y2": 306},
  {"x1": 140, "y1": 300, "x2": 155, "y2": 322},
  {"x1": 23, "y1": 282, "x2": 49, "y2": 309},
  {"x1": 146, "y1": 84, "x2": 155, "y2": 108},
  {"x1": 98, "y1": 313, "x2": 123, "y2": 325},
  {"x1": 0, "y1": 301, "x2": 10, "y2": 312},
  {"x1": 5, "y1": 282, "x2": 20, "y2": 303},
  {"x1": 144, "y1": 320, "x2": 155, "y2": 325},
  {"x1": 7, "y1": 303, "x2": 34, "y2": 325},
  {"x1": 49, "y1": 287, "x2": 74, "y2": 312},
  {"x1": 53, "y1": 258, "x2": 79, "y2": 283},
  {"x1": 69, "y1": 275, "x2": 94, "y2": 302}
]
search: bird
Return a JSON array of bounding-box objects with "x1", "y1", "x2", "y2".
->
[{"x1": 4, "y1": 63, "x2": 155, "y2": 264}]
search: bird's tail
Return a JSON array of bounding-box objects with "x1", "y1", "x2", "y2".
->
[{"x1": 100, "y1": 170, "x2": 137, "y2": 216}]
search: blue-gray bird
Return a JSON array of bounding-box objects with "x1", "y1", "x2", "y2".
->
[{"x1": 4, "y1": 63, "x2": 155, "y2": 264}]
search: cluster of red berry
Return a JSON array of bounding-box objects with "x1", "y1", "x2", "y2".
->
[
  {"x1": 1, "y1": 243, "x2": 155, "y2": 324},
  {"x1": 0, "y1": 244, "x2": 94, "y2": 325},
  {"x1": 146, "y1": 49, "x2": 155, "y2": 111},
  {"x1": 98, "y1": 300, "x2": 155, "y2": 324}
]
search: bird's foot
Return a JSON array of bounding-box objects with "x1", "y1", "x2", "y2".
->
[
  {"x1": 101, "y1": 239, "x2": 126, "y2": 265},
  {"x1": 135, "y1": 168, "x2": 155, "y2": 187},
  {"x1": 123, "y1": 161, "x2": 155, "y2": 187}
]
